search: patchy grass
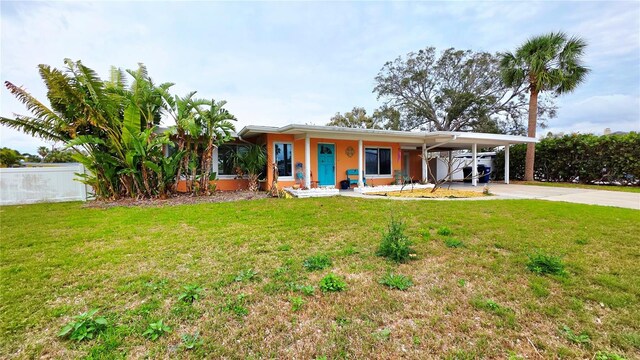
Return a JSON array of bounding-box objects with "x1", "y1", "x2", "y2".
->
[
  {"x1": 1, "y1": 198, "x2": 639, "y2": 358},
  {"x1": 514, "y1": 181, "x2": 640, "y2": 193},
  {"x1": 370, "y1": 188, "x2": 486, "y2": 198}
]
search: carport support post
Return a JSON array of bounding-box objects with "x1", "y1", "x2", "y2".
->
[
  {"x1": 421, "y1": 143, "x2": 427, "y2": 183},
  {"x1": 472, "y1": 143, "x2": 478, "y2": 186},
  {"x1": 304, "y1": 135, "x2": 311, "y2": 189},
  {"x1": 357, "y1": 140, "x2": 364, "y2": 187},
  {"x1": 504, "y1": 144, "x2": 510, "y2": 184}
]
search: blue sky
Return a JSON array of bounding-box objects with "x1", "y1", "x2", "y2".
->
[{"x1": 1, "y1": 1, "x2": 639, "y2": 154}]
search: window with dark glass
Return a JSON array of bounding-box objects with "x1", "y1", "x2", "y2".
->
[
  {"x1": 218, "y1": 144, "x2": 247, "y2": 175},
  {"x1": 365, "y1": 148, "x2": 391, "y2": 175},
  {"x1": 275, "y1": 143, "x2": 293, "y2": 177}
]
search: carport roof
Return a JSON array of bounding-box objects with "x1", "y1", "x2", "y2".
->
[{"x1": 237, "y1": 124, "x2": 536, "y2": 148}]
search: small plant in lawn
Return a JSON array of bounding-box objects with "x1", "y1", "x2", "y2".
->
[
  {"x1": 58, "y1": 309, "x2": 107, "y2": 341},
  {"x1": 234, "y1": 268, "x2": 258, "y2": 282},
  {"x1": 420, "y1": 229, "x2": 431, "y2": 241},
  {"x1": 379, "y1": 272, "x2": 413, "y2": 290},
  {"x1": 143, "y1": 319, "x2": 170, "y2": 341},
  {"x1": 180, "y1": 332, "x2": 203, "y2": 350},
  {"x1": 319, "y1": 273, "x2": 347, "y2": 293},
  {"x1": 373, "y1": 328, "x2": 391, "y2": 340},
  {"x1": 526, "y1": 251, "x2": 566, "y2": 276},
  {"x1": 288, "y1": 283, "x2": 315, "y2": 296},
  {"x1": 376, "y1": 218, "x2": 414, "y2": 263},
  {"x1": 277, "y1": 244, "x2": 292, "y2": 251},
  {"x1": 178, "y1": 284, "x2": 204, "y2": 303},
  {"x1": 575, "y1": 238, "x2": 589, "y2": 245},
  {"x1": 437, "y1": 226, "x2": 453, "y2": 236},
  {"x1": 561, "y1": 325, "x2": 590, "y2": 345},
  {"x1": 222, "y1": 293, "x2": 249, "y2": 317},
  {"x1": 594, "y1": 351, "x2": 626, "y2": 360},
  {"x1": 290, "y1": 296, "x2": 305, "y2": 312},
  {"x1": 457, "y1": 279, "x2": 466, "y2": 287},
  {"x1": 444, "y1": 238, "x2": 464, "y2": 248},
  {"x1": 471, "y1": 298, "x2": 516, "y2": 328},
  {"x1": 303, "y1": 255, "x2": 332, "y2": 271}
]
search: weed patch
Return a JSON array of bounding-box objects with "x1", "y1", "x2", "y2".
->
[
  {"x1": 444, "y1": 238, "x2": 464, "y2": 248},
  {"x1": 376, "y1": 218, "x2": 414, "y2": 263},
  {"x1": 303, "y1": 255, "x2": 332, "y2": 271},
  {"x1": 58, "y1": 309, "x2": 108, "y2": 341},
  {"x1": 319, "y1": 273, "x2": 347, "y2": 293},
  {"x1": 527, "y1": 252, "x2": 566, "y2": 276},
  {"x1": 379, "y1": 272, "x2": 413, "y2": 290},
  {"x1": 142, "y1": 319, "x2": 170, "y2": 341}
]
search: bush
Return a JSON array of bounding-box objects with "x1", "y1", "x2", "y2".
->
[
  {"x1": 319, "y1": 273, "x2": 347, "y2": 293},
  {"x1": 303, "y1": 255, "x2": 332, "y2": 271},
  {"x1": 494, "y1": 133, "x2": 640, "y2": 184},
  {"x1": 444, "y1": 238, "x2": 464, "y2": 248},
  {"x1": 379, "y1": 273, "x2": 413, "y2": 290},
  {"x1": 58, "y1": 309, "x2": 107, "y2": 341},
  {"x1": 376, "y1": 218, "x2": 414, "y2": 263},
  {"x1": 526, "y1": 252, "x2": 566, "y2": 276}
]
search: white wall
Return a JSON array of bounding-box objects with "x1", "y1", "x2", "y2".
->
[{"x1": 0, "y1": 164, "x2": 88, "y2": 205}]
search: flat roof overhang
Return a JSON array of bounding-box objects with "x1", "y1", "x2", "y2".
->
[{"x1": 237, "y1": 124, "x2": 537, "y2": 148}]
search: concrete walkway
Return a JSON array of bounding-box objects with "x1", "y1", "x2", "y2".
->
[{"x1": 340, "y1": 183, "x2": 640, "y2": 210}]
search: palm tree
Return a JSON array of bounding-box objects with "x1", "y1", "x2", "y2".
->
[
  {"x1": 500, "y1": 32, "x2": 589, "y2": 181},
  {"x1": 235, "y1": 144, "x2": 267, "y2": 192}
]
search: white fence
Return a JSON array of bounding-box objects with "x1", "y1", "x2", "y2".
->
[{"x1": 0, "y1": 164, "x2": 88, "y2": 206}]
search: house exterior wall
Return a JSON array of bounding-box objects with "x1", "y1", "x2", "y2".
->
[{"x1": 265, "y1": 134, "x2": 402, "y2": 189}]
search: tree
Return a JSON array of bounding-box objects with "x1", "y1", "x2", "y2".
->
[
  {"x1": 0, "y1": 147, "x2": 23, "y2": 167},
  {"x1": 326, "y1": 106, "x2": 403, "y2": 130},
  {"x1": 37, "y1": 146, "x2": 49, "y2": 159},
  {"x1": 43, "y1": 147, "x2": 75, "y2": 163},
  {"x1": 500, "y1": 32, "x2": 589, "y2": 181},
  {"x1": 234, "y1": 143, "x2": 267, "y2": 192},
  {"x1": 373, "y1": 47, "x2": 556, "y2": 134}
]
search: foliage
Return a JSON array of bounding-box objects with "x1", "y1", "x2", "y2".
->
[
  {"x1": 494, "y1": 133, "x2": 640, "y2": 185},
  {"x1": 561, "y1": 325, "x2": 591, "y2": 345},
  {"x1": 326, "y1": 106, "x2": 402, "y2": 130},
  {"x1": 373, "y1": 47, "x2": 556, "y2": 134},
  {"x1": 379, "y1": 272, "x2": 413, "y2": 290},
  {"x1": 2, "y1": 59, "x2": 237, "y2": 199},
  {"x1": 303, "y1": 255, "x2": 332, "y2": 271},
  {"x1": 234, "y1": 268, "x2": 258, "y2": 282},
  {"x1": 290, "y1": 296, "x2": 305, "y2": 311},
  {"x1": 500, "y1": 32, "x2": 589, "y2": 181},
  {"x1": 526, "y1": 251, "x2": 566, "y2": 276},
  {"x1": 180, "y1": 332, "x2": 203, "y2": 350},
  {"x1": 594, "y1": 351, "x2": 626, "y2": 360},
  {"x1": 58, "y1": 309, "x2": 107, "y2": 341},
  {"x1": 373, "y1": 328, "x2": 391, "y2": 340},
  {"x1": 0, "y1": 147, "x2": 23, "y2": 167},
  {"x1": 437, "y1": 226, "x2": 453, "y2": 236},
  {"x1": 42, "y1": 147, "x2": 75, "y2": 163},
  {"x1": 142, "y1": 319, "x2": 171, "y2": 341},
  {"x1": 471, "y1": 298, "x2": 516, "y2": 328},
  {"x1": 177, "y1": 284, "x2": 204, "y2": 303},
  {"x1": 444, "y1": 238, "x2": 464, "y2": 248},
  {"x1": 376, "y1": 218, "x2": 414, "y2": 263},
  {"x1": 234, "y1": 143, "x2": 266, "y2": 191},
  {"x1": 319, "y1": 273, "x2": 347, "y2": 293},
  {"x1": 289, "y1": 283, "x2": 315, "y2": 296}
]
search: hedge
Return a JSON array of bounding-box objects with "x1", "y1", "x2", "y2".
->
[{"x1": 494, "y1": 132, "x2": 640, "y2": 184}]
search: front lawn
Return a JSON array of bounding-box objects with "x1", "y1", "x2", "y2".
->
[{"x1": 1, "y1": 198, "x2": 638, "y2": 359}]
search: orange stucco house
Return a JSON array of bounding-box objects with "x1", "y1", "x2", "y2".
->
[{"x1": 179, "y1": 124, "x2": 536, "y2": 192}]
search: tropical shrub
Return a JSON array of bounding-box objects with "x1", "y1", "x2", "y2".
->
[
  {"x1": 303, "y1": 255, "x2": 332, "y2": 271},
  {"x1": 2, "y1": 59, "x2": 237, "y2": 199},
  {"x1": 379, "y1": 273, "x2": 413, "y2": 290},
  {"x1": 234, "y1": 143, "x2": 267, "y2": 191},
  {"x1": 58, "y1": 309, "x2": 107, "y2": 341},
  {"x1": 377, "y1": 218, "x2": 414, "y2": 263},
  {"x1": 0, "y1": 147, "x2": 23, "y2": 167},
  {"x1": 526, "y1": 252, "x2": 566, "y2": 276},
  {"x1": 319, "y1": 273, "x2": 347, "y2": 293},
  {"x1": 494, "y1": 133, "x2": 640, "y2": 185}
]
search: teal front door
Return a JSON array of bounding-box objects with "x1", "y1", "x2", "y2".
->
[{"x1": 317, "y1": 144, "x2": 335, "y2": 186}]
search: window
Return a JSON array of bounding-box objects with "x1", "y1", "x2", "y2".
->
[
  {"x1": 218, "y1": 144, "x2": 247, "y2": 176},
  {"x1": 365, "y1": 147, "x2": 391, "y2": 176},
  {"x1": 274, "y1": 142, "x2": 293, "y2": 177}
]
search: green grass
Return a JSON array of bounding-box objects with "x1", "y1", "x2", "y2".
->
[
  {"x1": 1, "y1": 197, "x2": 639, "y2": 358},
  {"x1": 515, "y1": 181, "x2": 640, "y2": 193}
]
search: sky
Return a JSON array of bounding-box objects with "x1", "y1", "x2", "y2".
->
[{"x1": 1, "y1": 1, "x2": 639, "y2": 154}]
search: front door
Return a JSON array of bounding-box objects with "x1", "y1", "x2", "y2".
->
[{"x1": 317, "y1": 144, "x2": 335, "y2": 186}]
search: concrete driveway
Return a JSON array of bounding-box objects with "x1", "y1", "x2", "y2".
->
[{"x1": 450, "y1": 183, "x2": 640, "y2": 210}]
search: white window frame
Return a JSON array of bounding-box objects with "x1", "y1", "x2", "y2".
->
[
  {"x1": 364, "y1": 146, "x2": 393, "y2": 178},
  {"x1": 274, "y1": 142, "x2": 294, "y2": 180}
]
